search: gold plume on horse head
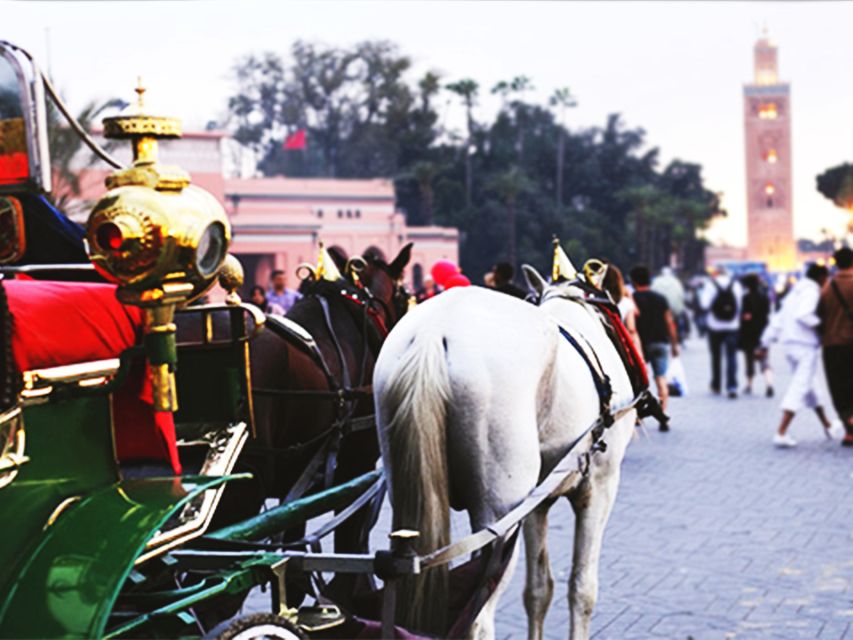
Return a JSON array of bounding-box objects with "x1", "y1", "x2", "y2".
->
[
  {"x1": 296, "y1": 241, "x2": 343, "y2": 282},
  {"x1": 551, "y1": 237, "x2": 578, "y2": 282}
]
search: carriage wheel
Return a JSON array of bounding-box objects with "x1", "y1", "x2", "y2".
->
[{"x1": 204, "y1": 613, "x2": 306, "y2": 640}]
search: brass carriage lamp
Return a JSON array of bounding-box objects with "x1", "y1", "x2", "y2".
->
[{"x1": 85, "y1": 81, "x2": 231, "y2": 412}]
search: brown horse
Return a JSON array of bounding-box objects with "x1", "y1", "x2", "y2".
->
[{"x1": 212, "y1": 244, "x2": 412, "y2": 559}]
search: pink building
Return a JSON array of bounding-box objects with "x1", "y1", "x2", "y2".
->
[
  {"x1": 225, "y1": 176, "x2": 458, "y2": 290},
  {"x1": 70, "y1": 131, "x2": 459, "y2": 290}
]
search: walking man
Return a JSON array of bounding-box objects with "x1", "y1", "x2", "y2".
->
[
  {"x1": 699, "y1": 266, "x2": 743, "y2": 398},
  {"x1": 819, "y1": 247, "x2": 853, "y2": 447},
  {"x1": 267, "y1": 269, "x2": 302, "y2": 313},
  {"x1": 760, "y1": 264, "x2": 835, "y2": 448},
  {"x1": 630, "y1": 265, "x2": 680, "y2": 431}
]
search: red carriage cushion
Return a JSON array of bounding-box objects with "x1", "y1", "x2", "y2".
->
[{"x1": 4, "y1": 279, "x2": 181, "y2": 473}]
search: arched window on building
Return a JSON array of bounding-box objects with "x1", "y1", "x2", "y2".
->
[
  {"x1": 765, "y1": 183, "x2": 775, "y2": 208},
  {"x1": 317, "y1": 208, "x2": 324, "y2": 218},
  {"x1": 346, "y1": 210, "x2": 353, "y2": 218},
  {"x1": 412, "y1": 263, "x2": 424, "y2": 290},
  {"x1": 337, "y1": 210, "x2": 343, "y2": 218},
  {"x1": 758, "y1": 103, "x2": 778, "y2": 119},
  {"x1": 355, "y1": 209, "x2": 361, "y2": 218}
]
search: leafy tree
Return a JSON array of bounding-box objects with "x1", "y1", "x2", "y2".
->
[{"x1": 226, "y1": 41, "x2": 722, "y2": 281}]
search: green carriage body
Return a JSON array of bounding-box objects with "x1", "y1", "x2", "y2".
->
[{"x1": 0, "y1": 309, "x2": 256, "y2": 637}]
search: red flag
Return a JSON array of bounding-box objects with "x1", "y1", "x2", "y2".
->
[{"x1": 284, "y1": 129, "x2": 306, "y2": 150}]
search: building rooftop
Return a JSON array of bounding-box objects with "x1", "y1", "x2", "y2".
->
[{"x1": 225, "y1": 177, "x2": 395, "y2": 199}]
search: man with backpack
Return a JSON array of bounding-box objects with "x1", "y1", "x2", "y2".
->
[
  {"x1": 818, "y1": 247, "x2": 853, "y2": 447},
  {"x1": 699, "y1": 266, "x2": 743, "y2": 398}
]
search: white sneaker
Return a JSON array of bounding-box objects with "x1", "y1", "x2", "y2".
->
[
  {"x1": 827, "y1": 420, "x2": 846, "y2": 440},
  {"x1": 773, "y1": 433, "x2": 797, "y2": 448}
]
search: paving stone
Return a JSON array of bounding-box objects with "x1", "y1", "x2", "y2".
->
[
  {"x1": 238, "y1": 335, "x2": 853, "y2": 638},
  {"x1": 490, "y1": 337, "x2": 853, "y2": 637}
]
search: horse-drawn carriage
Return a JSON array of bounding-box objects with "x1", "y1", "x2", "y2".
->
[{"x1": 0, "y1": 39, "x2": 659, "y2": 639}]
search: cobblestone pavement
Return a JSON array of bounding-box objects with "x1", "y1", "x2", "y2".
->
[
  {"x1": 247, "y1": 337, "x2": 853, "y2": 639},
  {"x1": 491, "y1": 337, "x2": 853, "y2": 640}
]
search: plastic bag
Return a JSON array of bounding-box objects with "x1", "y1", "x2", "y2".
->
[{"x1": 666, "y1": 355, "x2": 689, "y2": 397}]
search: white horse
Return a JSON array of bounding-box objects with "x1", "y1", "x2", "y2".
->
[{"x1": 372, "y1": 269, "x2": 637, "y2": 640}]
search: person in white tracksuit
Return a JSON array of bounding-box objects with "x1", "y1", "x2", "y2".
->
[{"x1": 759, "y1": 263, "x2": 839, "y2": 447}]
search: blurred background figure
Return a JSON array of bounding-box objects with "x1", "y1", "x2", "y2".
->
[
  {"x1": 653, "y1": 267, "x2": 688, "y2": 342},
  {"x1": 819, "y1": 247, "x2": 853, "y2": 447},
  {"x1": 491, "y1": 262, "x2": 526, "y2": 299},
  {"x1": 249, "y1": 285, "x2": 286, "y2": 315},
  {"x1": 760, "y1": 264, "x2": 835, "y2": 448},
  {"x1": 416, "y1": 275, "x2": 439, "y2": 302},
  {"x1": 700, "y1": 266, "x2": 743, "y2": 398},
  {"x1": 739, "y1": 273, "x2": 774, "y2": 397},
  {"x1": 603, "y1": 264, "x2": 640, "y2": 349},
  {"x1": 688, "y1": 276, "x2": 709, "y2": 338},
  {"x1": 630, "y1": 264, "x2": 680, "y2": 430},
  {"x1": 267, "y1": 269, "x2": 302, "y2": 313}
]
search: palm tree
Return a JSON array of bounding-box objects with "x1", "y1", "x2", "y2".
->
[
  {"x1": 492, "y1": 76, "x2": 534, "y2": 164},
  {"x1": 549, "y1": 87, "x2": 577, "y2": 210},
  {"x1": 48, "y1": 97, "x2": 124, "y2": 215},
  {"x1": 489, "y1": 166, "x2": 533, "y2": 266},
  {"x1": 446, "y1": 78, "x2": 479, "y2": 207},
  {"x1": 407, "y1": 160, "x2": 444, "y2": 225}
]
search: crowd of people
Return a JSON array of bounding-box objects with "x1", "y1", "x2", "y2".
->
[
  {"x1": 244, "y1": 247, "x2": 853, "y2": 450},
  {"x1": 612, "y1": 249, "x2": 853, "y2": 449},
  {"x1": 688, "y1": 249, "x2": 853, "y2": 449}
]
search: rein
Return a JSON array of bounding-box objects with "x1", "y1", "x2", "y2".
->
[
  {"x1": 420, "y1": 392, "x2": 645, "y2": 569},
  {"x1": 251, "y1": 275, "x2": 402, "y2": 499}
]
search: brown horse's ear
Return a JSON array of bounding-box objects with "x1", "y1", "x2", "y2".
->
[
  {"x1": 388, "y1": 242, "x2": 413, "y2": 278},
  {"x1": 327, "y1": 246, "x2": 349, "y2": 275},
  {"x1": 388, "y1": 243, "x2": 413, "y2": 279}
]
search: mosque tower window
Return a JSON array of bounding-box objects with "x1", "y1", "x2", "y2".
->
[
  {"x1": 758, "y1": 103, "x2": 778, "y2": 119},
  {"x1": 765, "y1": 182, "x2": 775, "y2": 208}
]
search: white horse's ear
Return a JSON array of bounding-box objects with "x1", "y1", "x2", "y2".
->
[{"x1": 522, "y1": 264, "x2": 548, "y2": 296}]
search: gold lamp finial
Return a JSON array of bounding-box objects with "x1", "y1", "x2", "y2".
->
[
  {"x1": 135, "y1": 76, "x2": 146, "y2": 111},
  {"x1": 101, "y1": 81, "x2": 187, "y2": 189}
]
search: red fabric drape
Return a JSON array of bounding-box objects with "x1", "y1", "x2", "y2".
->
[{"x1": 5, "y1": 280, "x2": 181, "y2": 473}]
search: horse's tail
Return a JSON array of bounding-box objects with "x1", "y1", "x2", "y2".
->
[{"x1": 380, "y1": 332, "x2": 452, "y2": 634}]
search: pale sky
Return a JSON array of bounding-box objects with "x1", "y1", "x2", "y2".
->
[{"x1": 6, "y1": 0, "x2": 853, "y2": 246}]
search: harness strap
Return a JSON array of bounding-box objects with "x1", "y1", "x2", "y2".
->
[
  {"x1": 283, "y1": 436, "x2": 331, "y2": 503},
  {"x1": 558, "y1": 325, "x2": 613, "y2": 426},
  {"x1": 263, "y1": 315, "x2": 340, "y2": 391},
  {"x1": 317, "y1": 296, "x2": 352, "y2": 390}
]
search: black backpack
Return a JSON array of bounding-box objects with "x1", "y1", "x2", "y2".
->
[{"x1": 711, "y1": 281, "x2": 737, "y2": 321}]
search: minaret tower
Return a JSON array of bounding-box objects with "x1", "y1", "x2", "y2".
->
[{"x1": 743, "y1": 31, "x2": 795, "y2": 271}]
